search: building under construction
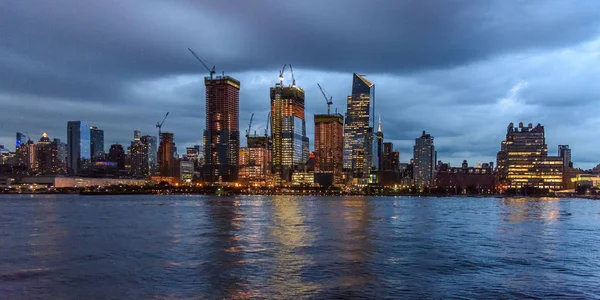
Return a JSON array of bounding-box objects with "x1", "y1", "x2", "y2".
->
[
  {"x1": 203, "y1": 76, "x2": 241, "y2": 183},
  {"x1": 239, "y1": 136, "x2": 271, "y2": 185},
  {"x1": 314, "y1": 113, "x2": 344, "y2": 186},
  {"x1": 270, "y1": 68, "x2": 309, "y2": 183}
]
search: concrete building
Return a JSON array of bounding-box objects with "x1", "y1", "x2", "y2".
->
[
  {"x1": 496, "y1": 122, "x2": 563, "y2": 191},
  {"x1": 314, "y1": 113, "x2": 344, "y2": 186},
  {"x1": 270, "y1": 78, "x2": 309, "y2": 183},
  {"x1": 239, "y1": 136, "x2": 271, "y2": 185},
  {"x1": 558, "y1": 145, "x2": 572, "y2": 168},
  {"x1": 108, "y1": 144, "x2": 126, "y2": 170},
  {"x1": 413, "y1": 131, "x2": 436, "y2": 188},
  {"x1": 436, "y1": 160, "x2": 495, "y2": 194},
  {"x1": 203, "y1": 76, "x2": 240, "y2": 183},
  {"x1": 158, "y1": 132, "x2": 176, "y2": 177},
  {"x1": 343, "y1": 73, "x2": 375, "y2": 181},
  {"x1": 35, "y1": 133, "x2": 63, "y2": 175},
  {"x1": 67, "y1": 121, "x2": 91, "y2": 175}
]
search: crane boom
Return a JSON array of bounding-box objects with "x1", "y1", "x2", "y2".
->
[
  {"x1": 278, "y1": 64, "x2": 287, "y2": 86},
  {"x1": 317, "y1": 83, "x2": 333, "y2": 115},
  {"x1": 156, "y1": 112, "x2": 170, "y2": 136},
  {"x1": 188, "y1": 48, "x2": 216, "y2": 79},
  {"x1": 289, "y1": 64, "x2": 296, "y2": 88},
  {"x1": 246, "y1": 113, "x2": 254, "y2": 138},
  {"x1": 265, "y1": 111, "x2": 270, "y2": 137}
]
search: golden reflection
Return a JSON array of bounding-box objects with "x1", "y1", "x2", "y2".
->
[
  {"x1": 338, "y1": 197, "x2": 374, "y2": 288},
  {"x1": 267, "y1": 196, "x2": 320, "y2": 296},
  {"x1": 502, "y1": 197, "x2": 560, "y2": 223}
]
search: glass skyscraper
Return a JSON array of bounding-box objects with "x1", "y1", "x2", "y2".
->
[
  {"x1": 270, "y1": 83, "x2": 309, "y2": 182},
  {"x1": 343, "y1": 73, "x2": 375, "y2": 180},
  {"x1": 90, "y1": 126, "x2": 105, "y2": 161},
  {"x1": 67, "y1": 121, "x2": 91, "y2": 175}
]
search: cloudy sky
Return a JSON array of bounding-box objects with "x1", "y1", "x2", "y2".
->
[{"x1": 2, "y1": 0, "x2": 600, "y2": 168}]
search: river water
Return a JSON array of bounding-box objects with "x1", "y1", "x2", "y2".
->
[{"x1": 1, "y1": 195, "x2": 599, "y2": 299}]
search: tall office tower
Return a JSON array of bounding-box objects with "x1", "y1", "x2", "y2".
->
[
  {"x1": 314, "y1": 113, "x2": 344, "y2": 185},
  {"x1": 558, "y1": 145, "x2": 572, "y2": 168},
  {"x1": 16, "y1": 132, "x2": 26, "y2": 149},
  {"x1": 343, "y1": 73, "x2": 375, "y2": 180},
  {"x1": 413, "y1": 131, "x2": 437, "y2": 188},
  {"x1": 36, "y1": 133, "x2": 60, "y2": 175},
  {"x1": 392, "y1": 150, "x2": 400, "y2": 171},
  {"x1": 496, "y1": 122, "x2": 563, "y2": 191},
  {"x1": 186, "y1": 145, "x2": 201, "y2": 170},
  {"x1": 90, "y1": 126, "x2": 105, "y2": 162},
  {"x1": 26, "y1": 139, "x2": 37, "y2": 171},
  {"x1": 270, "y1": 78, "x2": 309, "y2": 182},
  {"x1": 376, "y1": 117, "x2": 384, "y2": 171},
  {"x1": 158, "y1": 132, "x2": 176, "y2": 177},
  {"x1": 108, "y1": 144, "x2": 126, "y2": 170},
  {"x1": 141, "y1": 135, "x2": 158, "y2": 175},
  {"x1": 382, "y1": 142, "x2": 394, "y2": 171},
  {"x1": 67, "y1": 121, "x2": 91, "y2": 175},
  {"x1": 239, "y1": 136, "x2": 271, "y2": 185},
  {"x1": 203, "y1": 76, "x2": 240, "y2": 183},
  {"x1": 53, "y1": 138, "x2": 67, "y2": 173},
  {"x1": 129, "y1": 131, "x2": 145, "y2": 177}
]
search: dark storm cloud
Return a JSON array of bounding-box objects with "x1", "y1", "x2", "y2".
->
[{"x1": 1, "y1": 0, "x2": 600, "y2": 168}]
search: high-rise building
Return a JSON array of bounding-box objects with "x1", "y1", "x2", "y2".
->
[
  {"x1": 314, "y1": 113, "x2": 344, "y2": 185},
  {"x1": 376, "y1": 116, "x2": 384, "y2": 171},
  {"x1": 53, "y1": 138, "x2": 67, "y2": 173},
  {"x1": 343, "y1": 73, "x2": 375, "y2": 180},
  {"x1": 90, "y1": 126, "x2": 105, "y2": 162},
  {"x1": 35, "y1": 133, "x2": 61, "y2": 175},
  {"x1": 108, "y1": 144, "x2": 126, "y2": 170},
  {"x1": 270, "y1": 79, "x2": 309, "y2": 182},
  {"x1": 186, "y1": 145, "x2": 201, "y2": 171},
  {"x1": 392, "y1": 150, "x2": 400, "y2": 171},
  {"x1": 129, "y1": 133, "x2": 145, "y2": 177},
  {"x1": 496, "y1": 122, "x2": 563, "y2": 191},
  {"x1": 382, "y1": 142, "x2": 395, "y2": 171},
  {"x1": 16, "y1": 132, "x2": 26, "y2": 149},
  {"x1": 413, "y1": 131, "x2": 436, "y2": 188},
  {"x1": 158, "y1": 132, "x2": 176, "y2": 177},
  {"x1": 203, "y1": 76, "x2": 240, "y2": 183},
  {"x1": 67, "y1": 121, "x2": 91, "y2": 175},
  {"x1": 141, "y1": 135, "x2": 158, "y2": 175},
  {"x1": 558, "y1": 145, "x2": 572, "y2": 168},
  {"x1": 238, "y1": 136, "x2": 271, "y2": 185}
]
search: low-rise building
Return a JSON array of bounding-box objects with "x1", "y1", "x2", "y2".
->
[{"x1": 436, "y1": 160, "x2": 495, "y2": 194}]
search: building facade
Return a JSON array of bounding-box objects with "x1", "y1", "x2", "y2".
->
[
  {"x1": 436, "y1": 161, "x2": 495, "y2": 194},
  {"x1": 141, "y1": 135, "x2": 158, "y2": 176},
  {"x1": 343, "y1": 73, "x2": 375, "y2": 180},
  {"x1": 67, "y1": 121, "x2": 91, "y2": 175},
  {"x1": 270, "y1": 83, "x2": 309, "y2": 182},
  {"x1": 108, "y1": 144, "x2": 126, "y2": 170},
  {"x1": 35, "y1": 133, "x2": 62, "y2": 175},
  {"x1": 90, "y1": 126, "x2": 105, "y2": 162},
  {"x1": 314, "y1": 113, "x2": 344, "y2": 185},
  {"x1": 203, "y1": 76, "x2": 240, "y2": 183},
  {"x1": 238, "y1": 136, "x2": 271, "y2": 185},
  {"x1": 158, "y1": 132, "x2": 176, "y2": 177},
  {"x1": 496, "y1": 122, "x2": 563, "y2": 191},
  {"x1": 558, "y1": 145, "x2": 572, "y2": 168},
  {"x1": 413, "y1": 131, "x2": 436, "y2": 188}
]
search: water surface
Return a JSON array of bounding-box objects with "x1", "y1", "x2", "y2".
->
[{"x1": 1, "y1": 195, "x2": 599, "y2": 299}]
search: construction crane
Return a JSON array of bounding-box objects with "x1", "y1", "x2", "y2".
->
[
  {"x1": 156, "y1": 112, "x2": 170, "y2": 136},
  {"x1": 245, "y1": 113, "x2": 254, "y2": 138},
  {"x1": 317, "y1": 83, "x2": 333, "y2": 115},
  {"x1": 278, "y1": 64, "x2": 287, "y2": 86},
  {"x1": 265, "y1": 111, "x2": 271, "y2": 137},
  {"x1": 188, "y1": 48, "x2": 216, "y2": 80},
  {"x1": 289, "y1": 64, "x2": 296, "y2": 88}
]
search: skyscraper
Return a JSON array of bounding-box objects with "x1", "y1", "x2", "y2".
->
[
  {"x1": 270, "y1": 78, "x2": 309, "y2": 182},
  {"x1": 90, "y1": 126, "x2": 105, "y2": 162},
  {"x1": 108, "y1": 144, "x2": 126, "y2": 170},
  {"x1": 314, "y1": 113, "x2": 344, "y2": 185},
  {"x1": 141, "y1": 135, "x2": 158, "y2": 175},
  {"x1": 382, "y1": 142, "x2": 395, "y2": 171},
  {"x1": 496, "y1": 122, "x2": 563, "y2": 191},
  {"x1": 16, "y1": 132, "x2": 26, "y2": 149},
  {"x1": 558, "y1": 145, "x2": 572, "y2": 168},
  {"x1": 203, "y1": 76, "x2": 240, "y2": 183},
  {"x1": 158, "y1": 132, "x2": 176, "y2": 177},
  {"x1": 413, "y1": 131, "x2": 436, "y2": 188},
  {"x1": 376, "y1": 116, "x2": 384, "y2": 171},
  {"x1": 67, "y1": 121, "x2": 91, "y2": 175},
  {"x1": 36, "y1": 133, "x2": 60, "y2": 175},
  {"x1": 343, "y1": 73, "x2": 375, "y2": 180},
  {"x1": 238, "y1": 136, "x2": 271, "y2": 185},
  {"x1": 54, "y1": 138, "x2": 67, "y2": 174}
]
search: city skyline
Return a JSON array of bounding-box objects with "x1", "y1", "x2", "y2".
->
[{"x1": 2, "y1": 1, "x2": 600, "y2": 168}]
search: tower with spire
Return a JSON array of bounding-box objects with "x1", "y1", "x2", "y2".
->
[{"x1": 376, "y1": 115, "x2": 384, "y2": 171}]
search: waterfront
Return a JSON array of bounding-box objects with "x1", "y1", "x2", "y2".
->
[{"x1": 1, "y1": 195, "x2": 599, "y2": 299}]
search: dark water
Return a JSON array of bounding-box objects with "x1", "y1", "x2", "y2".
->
[{"x1": 1, "y1": 195, "x2": 600, "y2": 299}]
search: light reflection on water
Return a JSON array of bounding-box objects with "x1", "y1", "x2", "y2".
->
[{"x1": 0, "y1": 195, "x2": 599, "y2": 299}]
